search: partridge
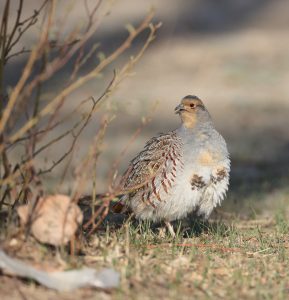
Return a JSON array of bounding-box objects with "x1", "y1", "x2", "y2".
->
[{"x1": 116, "y1": 95, "x2": 230, "y2": 236}]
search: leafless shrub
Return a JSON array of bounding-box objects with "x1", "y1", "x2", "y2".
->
[{"x1": 0, "y1": 0, "x2": 160, "y2": 237}]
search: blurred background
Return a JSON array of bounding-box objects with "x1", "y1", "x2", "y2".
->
[{"x1": 3, "y1": 0, "x2": 289, "y2": 216}]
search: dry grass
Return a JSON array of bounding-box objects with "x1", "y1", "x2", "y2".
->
[{"x1": 1, "y1": 191, "x2": 289, "y2": 300}]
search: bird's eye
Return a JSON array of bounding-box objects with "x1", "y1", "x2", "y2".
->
[{"x1": 190, "y1": 103, "x2": 195, "y2": 108}]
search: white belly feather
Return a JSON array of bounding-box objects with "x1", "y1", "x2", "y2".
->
[{"x1": 133, "y1": 160, "x2": 229, "y2": 222}]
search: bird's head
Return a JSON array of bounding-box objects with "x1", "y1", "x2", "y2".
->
[{"x1": 175, "y1": 95, "x2": 211, "y2": 129}]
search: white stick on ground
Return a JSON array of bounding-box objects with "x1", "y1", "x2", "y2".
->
[{"x1": 0, "y1": 250, "x2": 119, "y2": 291}]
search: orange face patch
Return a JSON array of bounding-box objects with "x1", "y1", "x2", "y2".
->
[
  {"x1": 179, "y1": 97, "x2": 205, "y2": 129},
  {"x1": 181, "y1": 112, "x2": 197, "y2": 128}
]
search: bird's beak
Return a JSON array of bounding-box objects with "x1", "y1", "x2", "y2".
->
[{"x1": 175, "y1": 103, "x2": 185, "y2": 114}]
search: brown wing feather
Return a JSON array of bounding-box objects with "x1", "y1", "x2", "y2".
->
[{"x1": 118, "y1": 131, "x2": 183, "y2": 209}]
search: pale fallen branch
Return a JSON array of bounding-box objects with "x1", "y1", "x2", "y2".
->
[{"x1": 0, "y1": 250, "x2": 119, "y2": 291}]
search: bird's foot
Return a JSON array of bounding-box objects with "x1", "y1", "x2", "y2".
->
[{"x1": 164, "y1": 221, "x2": 176, "y2": 238}]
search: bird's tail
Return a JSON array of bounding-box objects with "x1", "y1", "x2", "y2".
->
[
  {"x1": 78, "y1": 194, "x2": 128, "y2": 214},
  {"x1": 111, "y1": 201, "x2": 126, "y2": 213}
]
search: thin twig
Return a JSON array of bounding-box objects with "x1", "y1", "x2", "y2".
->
[
  {"x1": 0, "y1": 0, "x2": 55, "y2": 136},
  {"x1": 7, "y1": 11, "x2": 156, "y2": 145},
  {"x1": 107, "y1": 103, "x2": 157, "y2": 190}
]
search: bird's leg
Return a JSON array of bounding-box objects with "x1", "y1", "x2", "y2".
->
[{"x1": 165, "y1": 221, "x2": 175, "y2": 237}]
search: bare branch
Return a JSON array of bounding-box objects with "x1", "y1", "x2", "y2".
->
[
  {"x1": 84, "y1": 0, "x2": 102, "y2": 32},
  {"x1": 0, "y1": 3, "x2": 160, "y2": 237},
  {"x1": 4, "y1": 1, "x2": 48, "y2": 63},
  {"x1": 5, "y1": 48, "x2": 31, "y2": 61},
  {"x1": 7, "y1": 11, "x2": 156, "y2": 145},
  {"x1": 0, "y1": 0, "x2": 55, "y2": 136}
]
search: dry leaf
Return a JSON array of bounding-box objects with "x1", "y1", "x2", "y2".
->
[{"x1": 17, "y1": 194, "x2": 83, "y2": 246}]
